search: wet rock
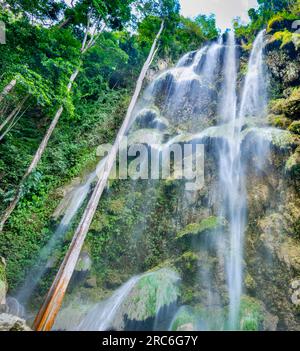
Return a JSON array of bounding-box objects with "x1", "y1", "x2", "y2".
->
[
  {"x1": 283, "y1": 88, "x2": 300, "y2": 119},
  {"x1": 134, "y1": 108, "x2": 159, "y2": 129},
  {"x1": 5, "y1": 297, "x2": 25, "y2": 318},
  {"x1": 0, "y1": 313, "x2": 31, "y2": 331},
  {"x1": 150, "y1": 117, "x2": 169, "y2": 131},
  {"x1": 70, "y1": 250, "x2": 92, "y2": 290},
  {"x1": 85, "y1": 276, "x2": 97, "y2": 289},
  {"x1": 266, "y1": 49, "x2": 300, "y2": 88},
  {"x1": 286, "y1": 146, "x2": 300, "y2": 176},
  {"x1": 177, "y1": 323, "x2": 195, "y2": 331},
  {"x1": 75, "y1": 251, "x2": 92, "y2": 272},
  {"x1": 289, "y1": 121, "x2": 300, "y2": 135}
]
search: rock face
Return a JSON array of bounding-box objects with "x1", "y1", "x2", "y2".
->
[
  {"x1": 265, "y1": 41, "x2": 300, "y2": 89},
  {"x1": 0, "y1": 313, "x2": 31, "y2": 331},
  {"x1": 0, "y1": 257, "x2": 31, "y2": 331}
]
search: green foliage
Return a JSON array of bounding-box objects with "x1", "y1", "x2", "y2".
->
[
  {"x1": 234, "y1": 0, "x2": 299, "y2": 42},
  {"x1": 194, "y1": 14, "x2": 219, "y2": 40},
  {"x1": 127, "y1": 269, "x2": 180, "y2": 321},
  {"x1": 136, "y1": 13, "x2": 219, "y2": 63},
  {"x1": 176, "y1": 216, "x2": 223, "y2": 239},
  {"x1": 271, "y1": 30, "x2": 294, "y2": 48},
  {"x1": 0, "y1": 89, "x2": 131, "y2": 288},
  {"x1": 289, "y1": 120, "x2": 300, "y2": 134},
  {"x1": 239, "y1": 296, "x2": 264, "y2": 331}
]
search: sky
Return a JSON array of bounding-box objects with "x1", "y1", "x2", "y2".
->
[{"x1": 180, "y1": 0, "x2": 258, "y2": 31}]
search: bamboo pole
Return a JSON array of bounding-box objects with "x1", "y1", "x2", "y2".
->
[{"x1": 33, "y1": 20, "x2": 164, "y2": 331}]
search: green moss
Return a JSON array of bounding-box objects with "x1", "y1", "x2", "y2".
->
[
  {"x1": 267, "y1": 15, "x2": 285, "y2": 33},
  {"x1": 289, "y1": 121, "x2": 300, "y2": 135},
  {"x1": 244, "y1": 273, "x2": 256, "y2": 291},
  {"x1": 271, "y1": 88, "x2": 300, "y2": 120},
  {"x1": 284, "y1": 88, "x2": 300, "y2": 119},
  {"x1": 241, "y1": 42, "x2": 253, "y2": 52},
  {"x1": 126, "y1": 269, "x2": 180, "y2": 321},
  {"x1": 108, "y1": 198, "x2": 126, "y2": 214},
  {"x1": 268, "y1": 114, "x2": 292, "y2": 129},
  {"x1": 271, "y1": 130, "x2": 296, "y2": 149},
  {"x1": 170, "y1": 306, "x2": 198, "y2": 331},
  {"x1": 176, "y1": 216, "x2": 224, "y2": 239},
  {"x1": 269, "y1": 98, "x2": 286, "y2": 115},
  {"x1": 239, "y1": 296, "x2": 264, "y2": 331}
]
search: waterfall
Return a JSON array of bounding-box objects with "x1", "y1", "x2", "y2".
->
[
  {"x1": 216, "y1": 30, "x2": 267, "y2": 329},
  {"x1": 76, "y1": 276, "x2": 140, "y2": 331},
  {"x1": 15, "y1": 158, "x2": 107, "y2": 308},
  {"x1": 219, "y1": 32, "x2": 237, "y2": 124},
  {"x1": 239, "y1": 30, "x2": 267, "y2": 119},
  {"x1": 20, "y1": 31, "x2": 268, "y2": 331}
]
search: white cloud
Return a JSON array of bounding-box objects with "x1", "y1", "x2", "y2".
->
[{"x1": 180, "y1": 0, "x2": 258, "y2": 31}]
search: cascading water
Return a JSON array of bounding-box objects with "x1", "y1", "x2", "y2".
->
[
  {"x1": 76, "y1": 276, "x2": 140, "y2": 331},
  {"x1": 217, "y1": 31, "x2": 244, "y2": 329},
  {"x1": 217, "y1": 30, "x2": 267, "y2": 329},
  {"x1": 21, "y1": 30, "x2": 269, "y2": 331},
  {"x1": 239, "y1": 30, "x2": 267, "y2": 120},
  {"x1": 15, "y1": 157, "x2": 107, "y2": 309}
]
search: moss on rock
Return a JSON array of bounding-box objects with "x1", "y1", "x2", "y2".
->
[
  {"x1": 268, "y1": 113, "x2": 292, "y2": 129},
  {"x1": 239, "y1": 296, "x2": 264, "y2": 331},
  {"x1": 176, "y1": 216, "x2": 223, "y2": 239},
  {"x1": 289, "y1": 121, "x2": 300, "y2": 135},
  {"x1": 123, "y1": 269, "x2": 180, "y2": 322}
]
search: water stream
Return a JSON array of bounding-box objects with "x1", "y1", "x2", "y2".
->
[{"x1": 19, "y1": 31, "x2": 268, "y2": 331}]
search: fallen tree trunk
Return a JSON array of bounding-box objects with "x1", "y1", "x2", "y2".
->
[
  {"x1": 0, "y1": 79, "x2": 17, "y2": 104},
  {"x1": 33, "y1": 20, "x2": 164, "y2": 332}
]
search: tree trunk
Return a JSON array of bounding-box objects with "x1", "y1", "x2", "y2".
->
[
  {"x1": 0, "y1": 12, "x2": 102, "y2": 231},
  {"x1": 0, "y1": 69, "x2": 79, "y2": 232},
  {"x1": 0, "y1": 95, "x2": 28, "y2": 135},
  {"x1": 0, "y1": 16, "x2": 103, "y2": 231},
  {"x1": 33, "y1": 20, "x2": 164, "y2": 332},
  {"x1": 0, "y1": 79, "x2": 17, "y2": 104}
]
